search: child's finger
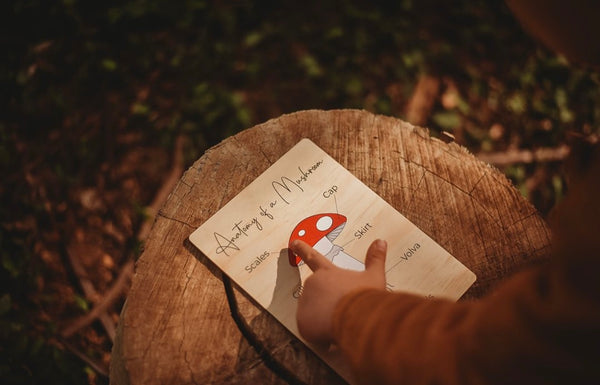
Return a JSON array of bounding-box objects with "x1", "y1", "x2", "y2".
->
[
  {"x1": 364, "y1": 239, "x2": 387, "y2": 277},
  {"x1": 290, "y1": 240, "x2": 333, "y2": 272}
]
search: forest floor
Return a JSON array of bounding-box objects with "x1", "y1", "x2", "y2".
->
[{"x1": 1, "y1": 1, "x2": 599, "y2": 384}]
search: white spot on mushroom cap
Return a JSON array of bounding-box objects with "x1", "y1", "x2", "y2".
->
[
  {"x1": 316, "y1": 215, "x2": 333, "y2": 231},
  {"x1": 298, "y1": 229, "x2": 306, "y2": 237}
]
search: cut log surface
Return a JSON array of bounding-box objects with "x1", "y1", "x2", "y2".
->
[{"x1": 110, "y1": 110, "x2": 551, "y2": 385}]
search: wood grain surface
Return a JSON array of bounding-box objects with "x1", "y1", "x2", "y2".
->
[{"x1": 110, "y1": 109, "x2": 551, "y2": 385}]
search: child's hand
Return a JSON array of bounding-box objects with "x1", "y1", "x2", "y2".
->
[{"x1": 290, "y1": 238, "x2": 388, "y2": 345}]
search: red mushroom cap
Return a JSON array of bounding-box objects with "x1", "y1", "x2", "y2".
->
[{"x1": 288, "y1": 213, "x2": 347, "y2": 266}]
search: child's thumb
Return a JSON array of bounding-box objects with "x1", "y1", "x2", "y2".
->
[{"x1": 364, "y1": 239, "x2": 387, "y2": 278}]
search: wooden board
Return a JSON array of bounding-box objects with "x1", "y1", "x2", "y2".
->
[
  {"x1": 110, "y1": 109, "x2": 551, "y2": 385},
  {"x1": 189, "y1": 138, "x2": 476, "y2": 382}
]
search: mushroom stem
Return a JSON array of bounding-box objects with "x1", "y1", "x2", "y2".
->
[
  {"x1": 331, "y1": 250, "x2": 364, "y2": 271},
  {"x1": 313, "y1": 237, "x2": 364, "y2": 271}
]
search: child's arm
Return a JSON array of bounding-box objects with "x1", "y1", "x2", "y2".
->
[{"x1": 294, "y1": 148, "x2": 600, "y2": 384}]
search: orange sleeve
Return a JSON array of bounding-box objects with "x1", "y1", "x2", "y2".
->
[{"x1": 332, "y1": 145, "x2": 600, "y2": 385}]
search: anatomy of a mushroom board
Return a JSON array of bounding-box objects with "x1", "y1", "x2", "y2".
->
[{"x1": 189, "y1": 138, "x2": 476, "y2": 382}]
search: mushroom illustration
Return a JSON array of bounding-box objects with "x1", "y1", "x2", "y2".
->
[{"x1": 288, "y1": 213, "x2": 364, "y2": 271}]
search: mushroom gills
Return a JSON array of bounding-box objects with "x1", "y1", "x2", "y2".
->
[{"x1": 326, "y1": 223, "x2": 345, "y2": 242}]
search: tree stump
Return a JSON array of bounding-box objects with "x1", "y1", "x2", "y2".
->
[{"x1": 110, "y1": 109, "x2": 551, "y2": 385}]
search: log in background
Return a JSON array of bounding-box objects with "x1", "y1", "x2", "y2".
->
[{"x1": 110, "y1": 109, "x2": 551, "y2": 385}]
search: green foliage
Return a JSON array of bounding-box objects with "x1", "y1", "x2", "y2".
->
[
  {"x1": 432, "y1": 111, "x2": 461, "y2": 130},
  {"x1": 0, "y1": 226, "x2": 89, "y2": 384},
  {"x1": 0, "y1": 332, "x2": 88, "y2": 385}
]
